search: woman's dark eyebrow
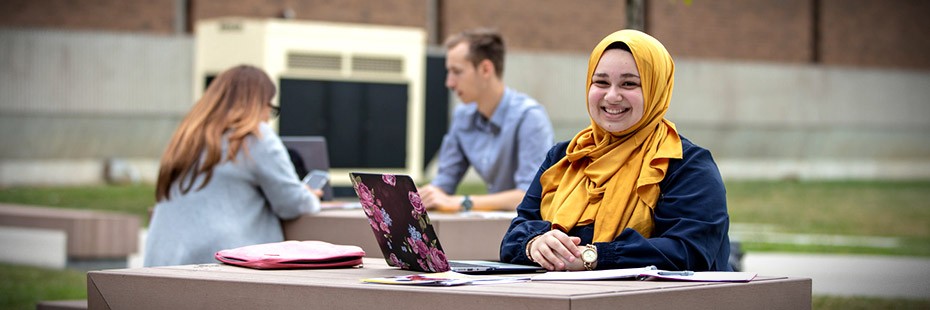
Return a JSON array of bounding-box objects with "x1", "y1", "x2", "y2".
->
[{"x1": 592, "y1": 72, "x2": 640, "y2": 78}]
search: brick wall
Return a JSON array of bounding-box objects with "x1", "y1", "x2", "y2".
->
[
  {"x1": 193, "y1": 0, "x2": 426, "y2": 28},
  {"x1": 1, "y1": 0, "x2": 928, "y2": 70},
  {"x1": 0, "y1": 0, "x2": 178, "y2": 34},
  {"x1": 819, "y1": 0, "x2": 930, "y2": 70},
  {"x1": 440, "y1": 0, "x2": 626, "y2": 53},
  {"x1": 646, "y1": 0, "x2": 814, "y2": 63}
]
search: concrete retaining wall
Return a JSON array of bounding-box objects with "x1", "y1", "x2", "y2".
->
[{"x1": 2, "y1": 28, "x2": 928, "y2": 186}]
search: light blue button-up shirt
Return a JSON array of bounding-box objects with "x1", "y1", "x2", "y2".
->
[{"x1": 431, "y1": 87, "x2": 554, "y2": 194}]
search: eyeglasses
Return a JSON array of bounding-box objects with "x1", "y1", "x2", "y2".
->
[{"x1": 269, "y1": 104, "x2": 280, "y2": 119}]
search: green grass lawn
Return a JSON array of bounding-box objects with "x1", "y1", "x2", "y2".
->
[
  {"x1": 2, "y1": 180, "x2": 927, "y2": 251},
  {"x1": 0, "y1": 183, "x2": 155, "y2": 226},
  {"x1": 726, "y1": 180, "x2": 930, "y2": 257},
  {"x1": 1, "y1": 180, "x2": 929, "y2": 309},
  {"x1": 0, "y1": 264, "x2": 86, "y2": 310}
]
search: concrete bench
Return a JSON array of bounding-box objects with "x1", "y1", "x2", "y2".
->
[
  {"x1": 0, "y1": 225, "x2": 67, "y2": 268},
  {"x1": 36, "y1": 299, "x2": 87, "y2": 310},
  {"x1": 0, "y1": 203, "x2": 139, "y2": 261}
]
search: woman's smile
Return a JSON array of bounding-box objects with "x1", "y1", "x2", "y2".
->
[
  {"x1": 587, "y1": 48, "x2": 644, "y2": 133},
  {"x1": 602, "y1": 105, "x2": 631, "y2": 116}
]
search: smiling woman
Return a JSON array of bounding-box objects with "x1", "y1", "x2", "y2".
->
[{"x1": 500, "y1": 29, "x2": 732, "y2": 272}]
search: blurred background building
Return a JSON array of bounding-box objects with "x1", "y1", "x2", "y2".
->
[{"x1": 1, "y1": 0, "x2": 928, "y2": 187}]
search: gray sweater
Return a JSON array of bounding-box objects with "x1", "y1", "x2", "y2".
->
[{"x1": 144, "y1": 123, "x2": 319, "y2": 267}]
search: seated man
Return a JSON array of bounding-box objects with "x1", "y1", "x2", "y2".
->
[{"x1": 420, "y1": 28, "x2": 554, "y2": 212}]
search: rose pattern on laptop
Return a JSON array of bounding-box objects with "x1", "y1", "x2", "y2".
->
[
  {"x1": 352, "y1": 174, "x2": 450, "y2": 272},
  {"x1": 406, "y1": 224, "x2": 449, "y2": 272},
  {"x1": 382, "y1": 174, "x2": 396, "y2": 186},
  {"x1": 355, "y1": 180, "x2": 392, "y2": 235}
]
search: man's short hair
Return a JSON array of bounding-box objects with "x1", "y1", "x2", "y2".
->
[{"x1": 444, "y1": 28, "x2": 505, "y2": 78}]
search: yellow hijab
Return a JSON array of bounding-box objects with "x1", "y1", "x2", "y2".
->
[{"x1": 539, "y1": 30, "x2": 682, "y2": 242}]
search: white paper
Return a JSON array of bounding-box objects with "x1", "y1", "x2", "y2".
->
[
  {"x1": 459, "y1": 211, "x2": 518, "y2": 219},
  {"x1": 531, "y1": 266, "x2": 656, "y2": 281},
  {"x1": 531, "y1": 266, "x2": 757, "y2": 282},
  {"x1": 640, "y1": 270, "x2": 757, "y2": 282},
  {"x1": 320, "y1": 201, "x2": 363, "y2": 210}
]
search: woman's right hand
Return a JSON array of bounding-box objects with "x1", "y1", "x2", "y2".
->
[
  {"x1": 304, "y1": 184, "x2": 324, "y2": 198},
  {"x1": 526, "y1": 230, "x2": 583, "y2": 271}
]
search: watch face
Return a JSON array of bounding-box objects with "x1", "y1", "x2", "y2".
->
[{"x1": 582, "y1": 249, "x2": 597, "y2": 262}]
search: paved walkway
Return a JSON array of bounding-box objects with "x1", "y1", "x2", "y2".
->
[{"x1": 744, "y1": 252, "x2": 930, "y2": 300}]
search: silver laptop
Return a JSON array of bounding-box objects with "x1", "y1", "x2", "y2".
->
[
  {"x1": 281, "y1": 136, "x2": 334, "y2": 201},
  {"x1": 349, "y1": 172, "x2": 544, "y2": 274}
]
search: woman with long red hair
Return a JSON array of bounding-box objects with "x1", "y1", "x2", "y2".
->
[{"x1": 145, "y1": 65, "x2": 321, "y2": 267}]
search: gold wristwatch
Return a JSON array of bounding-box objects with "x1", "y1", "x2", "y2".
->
[{"x1": 581, "y1": 244, "x2": 597, "y2": 270}]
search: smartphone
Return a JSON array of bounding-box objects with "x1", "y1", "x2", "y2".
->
[{"x1": 302, "y1": 169, "x2": 330, "y2": 190}]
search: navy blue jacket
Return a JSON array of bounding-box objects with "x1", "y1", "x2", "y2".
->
[{"x1": 500, "y1": 136, "x2": 732, "y2": 271}]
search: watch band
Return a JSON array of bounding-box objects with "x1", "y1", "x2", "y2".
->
[{"x1": 583, "y1": 244, "x2": 597, "y2": 270}]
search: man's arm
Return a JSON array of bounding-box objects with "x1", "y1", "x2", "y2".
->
[
  {"x1": 420, "y1": 187, "x2": 526, "y2": 212},
  {"x1": 470, "y1": 189, "x2": 525, "y2": 211}
]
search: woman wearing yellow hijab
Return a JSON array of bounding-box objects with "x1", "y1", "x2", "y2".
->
[{"x1": 500, "y1": 30, "x2": 731, "y2": 271}]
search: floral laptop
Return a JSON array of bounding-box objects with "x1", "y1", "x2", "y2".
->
[{"x1": 349, "y1": 172, "x2": 544, "y2": 274}]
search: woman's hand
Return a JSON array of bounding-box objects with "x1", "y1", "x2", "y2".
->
[
  {"x1": 526, "y1": 230, "x2": 586, "y2": 271},
  {"x1": 304, "y1": 184, "x2": 324, "y2": 198}
]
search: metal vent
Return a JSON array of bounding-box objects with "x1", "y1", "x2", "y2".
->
[
  {"x1": 351, "y1": 56, "x2": 403, "y2": 74},
  {"x1": 288, "y1": 53, "x2": 342, "y2": 71},
  {"x1": 219, "y1": 21, "x2": 243, "y2": 32}
]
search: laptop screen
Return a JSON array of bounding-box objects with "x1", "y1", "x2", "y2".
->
[{"x1": 281, "y1": 136, "x2": 334, "y2": 201}]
